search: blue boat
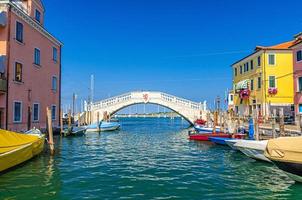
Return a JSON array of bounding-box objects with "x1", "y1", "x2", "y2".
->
[
  {"x1": 209, "y1": 137, "x2": 233, "y2": 145},
  {"x1": 86, "y1": 121, "x2": 120, "y2": 132}
]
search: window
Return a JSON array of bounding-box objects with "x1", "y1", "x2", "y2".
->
[
  {"x1": 240, "y1": 65, "x2": 242, "y2": 74},
  {"x1": 52, "y1": 76, "x2": 57, "y2": 91},
  {"x1": 297, "y1": 50, "x2": 302, "y2": 62},
  {"x1": 51, "y1": 105, "x2": 56, "y2": 120},
  {"x1": 33, "y1": 103, "x2": 39, "y2": 121},
  {"x1": 246, "y1": 62, "x2": 249, "y2": 71},
  {"x1": 53, "y1": 47, "x2": 58, "y2": 62},
  {"x1": 251, "y1": 60, "x2": 254, "y2": 70},
  {"x1": 268, "y1": 54, "x2": 275, "y2": 65},
  {"x1": 258, "y1": 56, "x2": 261, "y2": 66},
  {"x1": 298, "y1": 77, "x2": 302, "y2": 92},
  {"x1": 34, "y1": 48, "x2": 41, "y2": 65},
  {"x1": 257, "y1": 77, "x2": 261, "y2": 89},
  {"x1": 230, "y1": 95, "x2": 233, "y2": 101},
  {"x1": 250, "y1": 79, "x2": 254, "y2": 90},
  {"x1": 14, "y1": 62, "x2": 22, "y2": 82},
  {"x1": 13, "y1": 101, "x2": 22, "y2": 122},
  {"x1": 299, "y1": 104, "x2": 302, "y2": 113},
  {"x1": 234, "y1": 68, "x2": 237, "y2": 76},
  {"x1": 16, "y1": 21, "x2": 23, "y2": 43},
  {"x1": 35, "y1": 9, "x2": 41, "y2": 23},
  {"x1": 269, "y1": 76, "x2": 276, "y2": 88}
]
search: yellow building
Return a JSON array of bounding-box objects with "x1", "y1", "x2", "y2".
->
[{"x1": 231, "y1": 39, "x2": 295, "y2": 117}]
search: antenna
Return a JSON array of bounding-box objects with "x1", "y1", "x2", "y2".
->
[{"x1": 90, "y1": 75, "x2": 94, "y2": 104}]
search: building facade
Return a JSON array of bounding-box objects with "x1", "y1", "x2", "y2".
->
[
  {"x1": 231, "y1": 39, "x2": 295, "y2": 117},
  {"x1": 0, "y1": 0, "x2": 62, "y2": 132},
  {"x1": 291, "y1": 33, "x2": 302, "y2": 115}
]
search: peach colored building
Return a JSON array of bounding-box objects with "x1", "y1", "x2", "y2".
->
[
  {"x1": 0, "y1": 0, "x2": 62, "y2": 132},
  {"x1": 291, "y1": 33, "x2": 302, "y2": 115}
]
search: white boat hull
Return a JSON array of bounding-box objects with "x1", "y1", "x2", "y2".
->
[
  {"x1": 234, "y1": 140, "x2": 271, "y2": 162},
  {"x1": 225, "y1": 140, "x2": 239, "y2": 150},
  {"x1": 86, "y1": 125, "x2": 120, "y2": 133}
]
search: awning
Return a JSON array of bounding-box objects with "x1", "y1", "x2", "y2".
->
[{"x1": 235, "y1": 79, "x2": 249, "y2": 90}]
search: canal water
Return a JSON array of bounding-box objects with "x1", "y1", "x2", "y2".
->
[{"x1": 0, "y1": 117, "x2": 301, "y2": 200}]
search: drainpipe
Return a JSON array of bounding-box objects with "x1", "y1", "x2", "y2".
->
[
  {"x1": 263, "y1": 50, "x2": 267, "y2": 118},
  {"x1": 5, "y1": 6, "x2": 11, "y2": 130},
  {"x1": 59, "y1": 45, "x2": 62, "y2": 128}
]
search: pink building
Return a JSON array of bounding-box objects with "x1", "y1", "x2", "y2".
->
[
  {"x1": 0, "y1": 0, "x2": 62, "y2": 132},
  {"x1": 291, "y1": 33, "x2": 302, "y2": 115}
]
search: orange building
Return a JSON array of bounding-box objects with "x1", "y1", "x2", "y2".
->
[{"x1": 0, "y1": 0, "x2": 62, "y2": 131}]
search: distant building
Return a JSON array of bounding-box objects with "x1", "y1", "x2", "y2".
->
[
  {"x1": 0, "y1": 0, "x2": 62, "y2": 131},
  {"x1": 291, "y1": 33, "x2": 302, "y2": 116},
  {"x1": 231, "y1": 37, "x2": 295, "y2": 117}
]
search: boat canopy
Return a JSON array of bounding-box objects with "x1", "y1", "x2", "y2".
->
[
  {"x1": 235, "y1": 79, "x2": 249, "y2": 90},
  {"x1": 265, "y1": 137, "x2": 302, "y2": 163},
  {"x1": 0, "y1": 130, "x2": 40, "y2": 154}
]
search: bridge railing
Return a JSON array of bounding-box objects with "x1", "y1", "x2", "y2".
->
[
  {"x1": 160, "y1": 92, "x2": 202, "y2": 110},
  {"x1": 91, "y1": 91, "x2": 204, "y2": 111}
]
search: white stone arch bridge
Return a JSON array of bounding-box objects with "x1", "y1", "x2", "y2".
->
[{"x1": 89, "y1": 91, "x2": 208, "y2": 125}]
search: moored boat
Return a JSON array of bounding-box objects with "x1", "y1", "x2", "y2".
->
[
  {"x1": 189, "y1": 133, "x2": 244, "y2": 141},
  {"x1": 265, "y1": 137, "x2": 302, "y2": 182},
  {"x1": 0, "y1": 129, "x2": 45, "y2": 173},
  {"x1": 234, "y1": 140, "x2": 270, "y2": 162},
  {"x1": 86, "y1": 121, "x2": 120, "y2": 132},
  {"x1": 63, "y1": 127, "x2": 86, "y2": 137},
  {"x1": 194, "y1": 125, "x2": 220, "y2": 133},
  {"x1": 209, "y1": 135, "x2": 245, "y2": 146}
]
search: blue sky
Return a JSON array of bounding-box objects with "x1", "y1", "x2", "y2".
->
[{"x1": 43, "y1": 0, "x2": 302, "y2": 113}]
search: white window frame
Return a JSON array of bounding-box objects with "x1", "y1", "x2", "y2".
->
[
  {"x1": 297, "y1": 76, "x2": 302, "y2": 92},
  {"x1": 51, "y1": 104, "x2": 56, "y2": 120},
  {"x1": 32, "y1": 103, "x2": 40, "y2": 122},
  {"x1": 35, "y1": 9, "x2": 41, "y2": 23},
  {"x1": 34, "y1": 48, "x2": 41, "y2": 65},
  {"x1": 14, "y1": 61, "x2": 23, "y2": 82},
  {"x1": 52, "y1": 76, "x2": 58, "y2": 91},
  {"x1": 268, "y1": 75, "x2": 277, "y2": 88},
  {"x1": 257, "y1": 56, "x2": 261, "y2": 67},
  {"x1": 53, "y1": 47, "x2": 58, "y2": 62},
  {"x1": 15, "y1": 20, "x2": 24, "y2": 43},
  {"x1": 268, "y1": 53, "x2": 276, "y2": 66},
  {"x1": 297, "y1": 50, "x2": 302, "y2": 63},
  {"x1": 13, "y1": 101, "x2": 22, "y2": 123}
]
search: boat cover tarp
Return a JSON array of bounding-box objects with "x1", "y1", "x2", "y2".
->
[
  {"x1": 265, "y1": 137, "x2": 302, "y2": 163},
  {"x1": 0, "y1": 129, "x2": 40, "y2": 154}
]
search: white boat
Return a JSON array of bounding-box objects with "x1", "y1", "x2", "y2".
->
[
  {"x1": 234, "y1": 140, "x2": 271, "y2": 162},
  {"x1": 86, "y1": 121, "x2": 120, "y2": 132},
  {"x1": 225, "y1": 139, "x2": 240, "y2": 150},
  {"x1": 194, "y1": 125, "x2": 221, "y2": 133}
]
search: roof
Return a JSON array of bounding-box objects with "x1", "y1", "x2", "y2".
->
[
  {"x1": 289, "y1": 36, "x2": 302, "y2": 48},
  {"x1": 232, "y1": 40, "x2": 294, "y2": 66},
  {"x1": 255, "y1": 40, "x2": 296, "y2": 51}
]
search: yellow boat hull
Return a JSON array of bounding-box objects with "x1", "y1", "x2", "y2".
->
[{"x1": 0, "y1": 131, "x2": 45, "y2": 173}]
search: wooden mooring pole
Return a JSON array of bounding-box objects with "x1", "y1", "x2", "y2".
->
[
  {"x1": 272, "y1": 109, "x2": 277, "y2": 139},
  {"x1": 279, "y1": 108, "x2": 285, "y2": 137},
  {"x1": 47, "y1": 107, "x2": 55, "y2": 155},
  {"x1": 213, "y1": 111, "x2": 218, "y2": 134},
  {"x1": 97, "y1": 112, "x2": 100, "y2": 132},
  {"x1": 253, "y1": 111, "x2": 259, "y2": 140},
  {"x1": 60, "y1": 108, "x2": 63, "y2": 136}
]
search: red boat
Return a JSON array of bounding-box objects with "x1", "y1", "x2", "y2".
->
[{"x1": 189, "y1": 133, "x2": 245, "y2": 141}]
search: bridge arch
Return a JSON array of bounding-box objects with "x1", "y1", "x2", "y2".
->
[{"x1": 89, "y1": 91, "x2": 208, "y2": 125}]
